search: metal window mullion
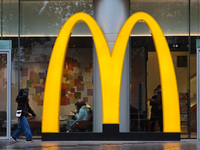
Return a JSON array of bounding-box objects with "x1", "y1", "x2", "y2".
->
[
  {"x1": 197, "y1": 48, "x2": 200, "y2": 139},
  {"x1": 7, "y1": 50, "x2": 11, "y2": 139},
  {"x1": 0, "y1": 50, "x2": 11, "y2": 140},
  {"x1": 188, "y1": 0, "x2": 191, "y2": 138}
]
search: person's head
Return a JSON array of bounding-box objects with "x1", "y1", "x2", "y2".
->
[
  {"x1": 157, "y1": 85, "x2": 161, "y2": 92},
  {"x1": 75, "y1": 101, "x2": 81, "y2": 110},
  {"x1": 80, "y1": 101, "x2": 86, "y2": 107},
  {"x1": 19, "y1": 89, "x2": 24, "y2": 96},
  {"x1": 75, "y1": 101, "x2": 86, "y2": 112},
  {"x1": 154, "y1": 88, "x2": 158, "y2": 93},
  {"x1": 154, "y1": 88, "x2": 158, "y2": 96},
  {"x1": 75, "y1": 102, "x2": 82, "y2": 112}
]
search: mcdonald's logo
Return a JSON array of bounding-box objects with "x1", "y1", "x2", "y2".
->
[{"x1": 42, "y1": 12, "x2": 180, "y2": 133}]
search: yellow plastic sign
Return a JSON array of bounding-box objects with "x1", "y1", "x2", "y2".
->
[{"x1": 42, "y1": 12, "x2": 180, "y2": 133}]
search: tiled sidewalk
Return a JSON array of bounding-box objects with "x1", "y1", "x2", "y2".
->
[{"x1": 0, "y1": 139, "x2": 199, "y2": 150}]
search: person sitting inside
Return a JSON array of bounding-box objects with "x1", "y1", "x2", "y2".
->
[{"x1": 66, "y1": 101, "x2": 89, "y2": 132}]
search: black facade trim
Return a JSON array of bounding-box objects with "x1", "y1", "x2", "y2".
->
[
  {"x1": 42, "y1": 124, "x2": 180, "y2": 141},
  {"x1": 42, "y1": 132, "x2": 180, "y2": 141}
]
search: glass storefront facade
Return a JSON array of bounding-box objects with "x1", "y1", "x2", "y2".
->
[
  {"x1": 1, "y1": 0, "x2": 94, "y2": 138},
  {"x1": 129, "y1": 0, "x2": 197, "y2": 139},
  {"x1": 0, "y1": 0, "x2": 199, "y2": 139}
]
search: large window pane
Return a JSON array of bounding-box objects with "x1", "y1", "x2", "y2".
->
[
  {"x1": 130, "y1": 0, "x2": 189, "y2": 36},
  {"x1": 19, "y1": 0, "x2": 94, "y2": 137},
  {"x1": 190, "y1": 0, "x2": 200, "y2": 138},
  {"x1": 0, "y1": 54, "x2": 7, "y2": 137},
  {"x1": 130, "y1": 0, "x2": 189, "y2": 136},
  {"x1": 1, "y1": 0, "x2": 18, "y2": 36},
  {"x1": 61, "y1": 37, "x2": 93, "y2": 132},
  {"x1": 20, "y1": 0, "x2": 93, "y2": 36},
  {"x1": 1, "y1": 0, "x2": 19, "y2": 138},
  {"x1": 19, "y1": 37, "x2": 93, "y2": 135}
]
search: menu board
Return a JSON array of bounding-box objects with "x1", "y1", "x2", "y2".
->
[{"x1": 179, "y1": 93, "x2": 188, "y2": 133}]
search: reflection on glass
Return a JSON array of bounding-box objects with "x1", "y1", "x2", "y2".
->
[
  {"x1": 18, "y1": 0, "x2": 94, "y2": 136},
  {"x1": 130, "y1": 0, "x2": 190, "y2": 135},
  {"x1": 17, "y1": 37, "x2": 93, "y2": 135},
  {"x1": 61, "y1": 38, "x2": 93, "y2": 133},
  {"x1": 0, "y1": 54, "x2": 7, "y2": 136},
  {"x1": 19, "y1": 37, "x2": 54, "y2": 137},
  {"x1": 190, "y1": 45, "x2": 197, "y2": 138},
  {"x1": 130, "y1": 0, "x2": 189, "y2": 36},
  {"x1": 129, "y1": 41, "x2": 163, "y2": 132},
  {"x1": 164, "y1": 143, "x2": 180, "y2": 150},
  {"x1": 129, "y1": 35, "x2": 190, "y2": 133},
  {"x1": 17, "y1": 37, "x2": 55, "y2": 137},
  {"x1": 20, "y1": 0, "x2": 94, "y2": 36},
  {"x1": 10, "y1": 37, "x2": 20, "y2": 137},
  {"x1": 130, "y1": 45, "x2": 148, "y2": 132},
  {"x1": 42, "y1": 143, "x2": 58, "y2": 150},
  {"x1": 2, "y1": 0, "x2": 18, "y2": 36}
]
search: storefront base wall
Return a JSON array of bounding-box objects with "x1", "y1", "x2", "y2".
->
[{"x1": 42, "y1": 124, "x2": 180, "y2": 141}]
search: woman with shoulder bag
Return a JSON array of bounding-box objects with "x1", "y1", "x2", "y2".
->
[{"x1": 11, "y1": 88, "x2": 36, "y2": 142}]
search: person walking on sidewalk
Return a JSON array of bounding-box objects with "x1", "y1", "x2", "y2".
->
[{"x1": 11, "y1": 88, "x2": 36, "y2": 142}]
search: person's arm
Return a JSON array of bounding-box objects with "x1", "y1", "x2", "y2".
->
[
  {"x1": 155, "y1": 93, "x2": 162, "y2": 104},
  {"x1": 24, "y1": 88, "x2": 36, "y2": 117},
  {"x1": 28, "y1": 106, "x2": 36, "y2": 118},
  {"x1": 75, "y1": 108, "x2": 86, "y2": 121},
  {"x1": 149, "y1": 99, "x2": 155, "y2": 106}
]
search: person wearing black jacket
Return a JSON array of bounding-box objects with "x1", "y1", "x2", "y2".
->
[
  {"x1": 156, "y1": 85, "x2": 163, "y2": 132},
  {"x1": 149, "y1": 85, "x2": 163, "y2": 132},
  {"x1": 11, "y1": 88, "x2": 36, "y2": 142},
  {"x1": 149, "y1": 88, "x2": 159, "y2": 131}
]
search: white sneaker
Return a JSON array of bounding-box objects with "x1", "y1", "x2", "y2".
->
[
  {"x1": 26, "y1": 140, "x2": 34, "y2": 143},
  {"x1": 10, "y1": 136, "x2": 18, "y2": 142}
]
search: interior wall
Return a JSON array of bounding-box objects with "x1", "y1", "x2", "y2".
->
[
  {"x1": 147, "y1": 51, "x2": 189, "y2": 118},
  {"x1": 190, "y1": 54, "x2": 196, "y2": 106},
  {"x1": 0, "y1": 68, "x2": 7, "y2": 111},
  {"x1": 147, "y1": 51, "x2": 188, "y2": 97},
  {"x1": 11, "y1": 38, "x2": 93, "y2": 121}
]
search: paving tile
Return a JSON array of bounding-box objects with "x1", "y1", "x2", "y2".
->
[{"x1": 0, "y1": 139, "x2": 200, "y2": 150}]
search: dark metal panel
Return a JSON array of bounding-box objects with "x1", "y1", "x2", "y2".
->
[{"x1": 42, "y1": 124, "x2": 180, "y2": 141}]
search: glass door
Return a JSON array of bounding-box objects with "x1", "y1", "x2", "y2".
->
[{"x1": 0, "y1": 50, "x2": 11, "y2": 139}]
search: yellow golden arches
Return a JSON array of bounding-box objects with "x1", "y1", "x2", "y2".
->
[
  {"x1": 114, "y1": 12, "x2": 180, "y2": 132},
  {"x1": 42, "y1": 12, "x2": 180, "y2": 133},
  {"x1": 42, "y1": 13, "x2": 110, "y2": 132}
]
